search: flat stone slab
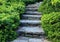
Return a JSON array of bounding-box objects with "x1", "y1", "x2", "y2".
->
[
  {"x1": 13, "y1": 40, "x2": 28, "y2": 42},
  {"x1": 25, "y1": 11, "x2": 41, "y2": 15},
  {"x1": 20, "y1": 20, "x2": 41, "y2": 24},
  {"x1": 18, "y1": 27, "x2": 44, "y2": 34},
  {"x1": 29, "y1": 38, "x2": 44, "y2": 42},
  {"x1": 26, "y1": 4, "x2": 39, "y2": 8},
  {"x1": 12, "y1": 36, "x2": 44, "y2": 42},
  {"x1": 12, "y1": 37, "x2": 29, "y2": 42},
  {"x1": 26, "y1": 8, "x2": 38, "y2": 11},
  {"x1": 26, "y1": 2, "x2": 42, "y2": 8},
  {"x1": 22, "y1": 14, "x2": 42, "y2": 18}
]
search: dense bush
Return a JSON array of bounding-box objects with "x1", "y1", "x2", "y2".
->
[
  {"x1": 20, "y1": 0, "x2": 35, "y2": 5},
  {"x1": 20, "y1": 0, "x2": 43, "y2": 5},
  {"x1": 0, "y1": 13, "x2": 20, "y2": 42},
  {"x1": 0, "y1": 0, "x2": 25, "y2": 42},
  {"x1": 41, "y1": 12, "x2": 60, "y2": 42},
  {"x1": 38, "y1": 0, "x2": 60, "y2": 14},
  {"x1": 0, "y1": 0, "x2": 25, "y2": 14}
]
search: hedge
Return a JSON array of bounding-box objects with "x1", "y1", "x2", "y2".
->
[
  {"x1": 38, "y1": 0, "x2": 60, "y2": 14},
  {"x1": 41, "y1": 12, "x2": 60, "y2": 42},
  {"x1": 0, "y1": 0, "x2": 25, "y2": 14},
  {"x1": 0, "y1": 0, "x2": 25, "y2": 42},
  {"x1": 20, "y1": 0, "x2": 43, "y2": 5},
  {"x1": 0, "y1": 13, "x2": 20, "y2": 42}
]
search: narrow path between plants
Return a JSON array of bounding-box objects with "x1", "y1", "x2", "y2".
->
[{"x1": 12, "y1": 2, "x2": 49, "y2": 42}]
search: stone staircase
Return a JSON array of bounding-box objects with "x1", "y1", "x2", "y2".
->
[{"x1": 12, "y1": 2, "x2": 46, "y2": 42}]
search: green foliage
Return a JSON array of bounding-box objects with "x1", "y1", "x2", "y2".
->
[
  {"x1": 38, "y1": 0, "x2": 60, "y2": 14},
  {"x1": 41, "y1": 12, "x2": 60, "y2": 42},
  {"x1": 0, "y1": 13, "x2": 20, "y2": 42},
  {"x1": 20, "y1": 0, "x2": 36, "y2": 4},
  {"x1": 20, "y1": 0, "x2": 42, "y2": 5},
  {"x1": 51, "y1": 0, "x2": 60, "y2": 5},
  {"x1": 0, "y1": 0, "x2": 25, "y2": 14},
  {"x1": 0, "y1": 0, "x2": 25, "y2": 42}
]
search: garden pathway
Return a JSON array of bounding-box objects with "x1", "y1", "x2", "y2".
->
[{"x1": 12, "y1": 2, "x2": 48, "y2": 42}]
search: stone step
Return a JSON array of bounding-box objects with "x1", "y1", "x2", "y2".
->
[
  {"x1": 35, "y1": 2, "x2": 43, "y2": 6},
  {"x1": 20, "y1": 20, "x2": 41, "y2": 25},
  {"x1": 26, "y1": 5, "x2": 38, "y2": 8},
  {"x1": 21, "y1": 17, "x2": 40, "y2": 20},
  {"x1": 28, "y1": 4, "x2": 38, "y2": 6},
  {"x1": 21, "y1": 15, "x2": 41, "y2": 20},
  {"x1": 26, "y1": 2, "x2": 42, "y2": 8},
  {"x1": 12, "y1": 36, "x2": 44, "y2": 42},
  {"x1": 27, "y1": 3, "x2": 40, "y2": 7},
  {"x1": 22, "y1": 14, "x2": 41, "y2": 18},
  {"x1": 17, "y1": 26, "x2": 44, "y2": 35},
  {"x1": 25, "y1": 11, "x2": 41, "y2": 15},
  {"x1": 26, "y1": 6, "x2": 38, "y2": 8},
  {"x1": 26, "y1": 8, "x2": 38, "y2": 11}
]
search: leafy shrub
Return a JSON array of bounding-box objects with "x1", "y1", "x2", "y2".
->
[
  {"x1": 20, "y1": 0, "x2": 43, "y2": 5},
  {"x1": 38, "y1": 0, "x2": 60, "y2": 14},
  {"x1": 0, "y1": 13, "x2": 20, "y2": 42},
  {"x1": 20, "y1": 0, "x2": 35, "y2": 5},
  {"x1": 0, "y1": 0, "x2": 25, "y2": 14},
  {"x1": 41, "y1": 12, "x2": 60, "y2": 42},
  {"x1": 0, "y1": 0, "x2": 25, "y2": 42},
  {"x1": 51, "y1": 0, "x2": 60, "y2": 5}
]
